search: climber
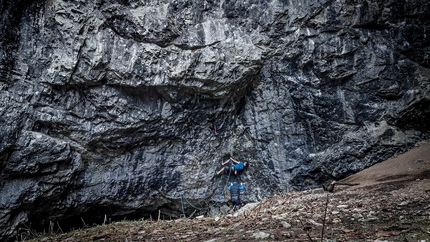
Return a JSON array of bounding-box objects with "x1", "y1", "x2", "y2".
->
[
  {"x1": 216, "y1": 157, "x2": 248, "y2": 175},
  {"x1": 228, "y1": 181, "x2": 245, "y2": 211}
]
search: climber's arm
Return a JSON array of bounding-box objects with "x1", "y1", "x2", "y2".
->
[
  {"x1": 230, "y1": 157, "x2": 240, "y2": 164},
  {"x1": 222, "y1": 158, "x2": 232, "y2": 165}
]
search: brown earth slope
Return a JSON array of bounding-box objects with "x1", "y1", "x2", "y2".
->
[
  {"x1": 341, "y1": 140, "x2": 430, "y2": 186},
  {"x1": 25, "y1": 141, "x2": 430, "y2": 241}
]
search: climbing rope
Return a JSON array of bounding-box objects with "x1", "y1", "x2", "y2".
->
[
  {"x1": 179, "y1": 159, "x2": 234, "y2": 217},
  {"x1": 179, "y1": 191, "x2": 214, "y2": 218},
  {"x1": 180, "y1": 192, "x2": 210, "y2": 210},
  {"x1": 180, "y1": 192, "x2": 185, "y2": 216},
  {"x1": 225, "y1": 159, "x2": 233, "y2": 188}
]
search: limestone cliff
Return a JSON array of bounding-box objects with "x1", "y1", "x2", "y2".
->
[{"x1": 1, "y1": 0, "x2": 429, "y2": 240}]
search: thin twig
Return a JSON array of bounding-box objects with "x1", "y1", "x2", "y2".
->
[
  {"x1": 321, "y1": 193, "x2": 329, "y2": 242},
  {"x1": 18, "y1": 222, "x2": 37, "y2": 238},
  {"x1": 299, "y1": 219, "x2": 314, "y2": 242},
  {"x1": 49, "y1": 221, "x2": 54, "y2": 234},
  {"x1": 189, "y1": 209, "x2": 197, "y2": 218},
  {"x1": 57, "y1": 221, "x2": 64, "y2": 234},
  {"x1": 81, "y1": 217, "x2": 87, "y2": 228}
]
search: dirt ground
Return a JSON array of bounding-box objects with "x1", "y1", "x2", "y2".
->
[
  {"x1": 341, "y1": 140, "x2": 430, "y2": 186},
  {"x1": 25, "y1": 141, "x2": 430, "y2": 242}
]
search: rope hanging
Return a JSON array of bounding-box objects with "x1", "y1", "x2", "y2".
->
[{"x1": 179, "y1": 160, "x2": 234, "y2": 217}]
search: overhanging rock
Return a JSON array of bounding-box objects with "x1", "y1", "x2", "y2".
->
[{"x1": 0, "y1": 0, "x2": 429, "y2": 240}]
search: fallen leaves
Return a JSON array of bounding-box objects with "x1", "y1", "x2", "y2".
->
[{"x1": 25, "y1": 178, "x2": 430, "y2": 242}]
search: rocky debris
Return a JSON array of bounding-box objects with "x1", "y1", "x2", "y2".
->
[
  {"x1": 1, "y1": 0, "x2": 430, "y2": 241},
  {"x1": 24, "y1": 175, "x2": 430, "y2": 241}
]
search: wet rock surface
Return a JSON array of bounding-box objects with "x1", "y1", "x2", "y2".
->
[{"x1": 1, "y1": 0, "x2": 430, "y2": 240}]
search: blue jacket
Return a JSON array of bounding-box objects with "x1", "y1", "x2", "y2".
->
[
  {"x1": 233, "y1": 161, "x2": 245, "y2": 171},
  {"x1": 228, "y1": 182, "x2": 244, "y2": 197}
]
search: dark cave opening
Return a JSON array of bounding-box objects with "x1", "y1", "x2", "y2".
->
[{"x1": 19, "y1": 198, "x2": 222, "y2": 239}]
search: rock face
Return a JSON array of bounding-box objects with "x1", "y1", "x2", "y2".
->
[{"x1": 0, "y1": 0, "x2": 429, "y2": 240}]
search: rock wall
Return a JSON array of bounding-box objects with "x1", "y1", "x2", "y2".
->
[{"x1": 1, "y1": 0, "x2": 429, "y2": 240}]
